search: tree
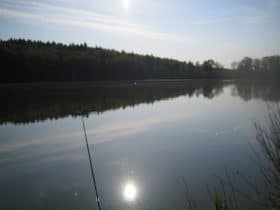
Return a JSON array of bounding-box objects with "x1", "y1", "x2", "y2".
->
[
  {"x1": 252, "y1": 58, "x2": 261, "y2": 72},
  {"x1": 237, "y1": 57, "x2": 253, "y2": 72}
]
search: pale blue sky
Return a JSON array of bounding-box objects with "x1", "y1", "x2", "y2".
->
[{"x1": 0, "y1": 0, "x2": 279, "y2": 66}]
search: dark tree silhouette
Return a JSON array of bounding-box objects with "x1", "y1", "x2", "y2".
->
[
  {"x1": 0, "y1": 38, "x2": 231, "y2": 83},
  {"x1": 232, "y1": 55, "x2": 280, "y2": 80},
  {"x1": 1, "y1": 39, "x2": 279, "y2": 83}
]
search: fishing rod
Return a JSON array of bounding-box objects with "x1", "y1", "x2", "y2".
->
[{"x1": 82, "y1": 117, "x2": 102, "y2": 210}]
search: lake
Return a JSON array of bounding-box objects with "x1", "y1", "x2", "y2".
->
[{"x1": 0, "y1": 80, "x2": 279, "y2": 210}]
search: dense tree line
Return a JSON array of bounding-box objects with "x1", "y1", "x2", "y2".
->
[
  {"x1": 231, "y1": 55, "x2": 280, "y2": 80},
  {"x1": 1, "y1": 39, "x2": 279, "y2": 82},
  {"x1": 0, "y1": 39, "x2": 232, "y2": 82}
]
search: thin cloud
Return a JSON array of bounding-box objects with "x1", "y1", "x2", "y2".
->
[
  {"x1": 188, "y1": 1, "x2": 278, "y2": 26},
  {"x1": 189, "y1": 17, "x2": 235, "y2": 26},
  {"x1": 0, "y1": 113, "x2": 190, "y2": 153},
  {"x1": 0, "y1": 0, "x2": 192, "y2": 43}
]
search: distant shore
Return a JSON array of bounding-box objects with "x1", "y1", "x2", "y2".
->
[{"x1": 1, "y1": 39, "x2": 279, "y2": 83}]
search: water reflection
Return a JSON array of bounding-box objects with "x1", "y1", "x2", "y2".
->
[
  {"x1": 0, "y1": 80, "x2": 226, "y2": 124},
  {"x1": 1, "y1": 80, "x2": 279, "y2": 125},
  {"x1": 123, "y1": 182, "x2": 138, "y2": 202},
  {"x1": 0, "y1": 80, "x2": 279, "y2": 210},
  {"x1": 231, "y1": 80, "x2": 280, "y2": 102}
]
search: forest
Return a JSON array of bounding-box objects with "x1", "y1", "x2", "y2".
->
[
  {"x1": 0, "y1": 39, "x2": 229, "y2": 82},
  {"x1": 0, "y1": 39, "x2": 279, "y2": 82}
]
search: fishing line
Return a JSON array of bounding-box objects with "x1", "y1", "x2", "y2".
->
[{"x1": 82, "y1": 117, "x2": 102, "y2": 210}]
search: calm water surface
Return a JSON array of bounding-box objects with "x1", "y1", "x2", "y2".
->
[{"x1": 0, "y1": 80, "x2": 279, "y2": 210}]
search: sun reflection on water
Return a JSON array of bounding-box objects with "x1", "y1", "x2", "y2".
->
[{"x1": 123, "y1": 181, "x2": 138, "y2": 202}]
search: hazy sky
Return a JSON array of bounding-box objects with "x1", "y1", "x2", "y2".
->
[{"x1": 0, "y1": 0, "x2": 279, "y2": 66}]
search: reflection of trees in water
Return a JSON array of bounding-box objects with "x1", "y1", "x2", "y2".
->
[
  {"x1": 1, "y1": 80, "x2": 279, "y2": 125},
  {"x1": 0, "y1": 81, "x2": 226, "y2": 124},
  {"x1": 0, "y1": 80, "x2": 280, "y2": 123},
  {"x1": 231, "y1": 81, "x2": 280, "y2": 102}
]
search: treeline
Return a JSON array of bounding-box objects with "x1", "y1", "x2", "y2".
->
[
  {"x1": 0, "y1": 39, "x2": 233, "y2": 82},
  {"x1": 232, "y1": 55, "x2": 280, "y2": 80},
  {"x1": 1, "y1": 39, "x2": 279, "y2": 82}
]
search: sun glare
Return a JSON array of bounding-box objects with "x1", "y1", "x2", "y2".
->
[
  {"x1": 123, "y1": 182, "x2": 137, "y2": 202},
  {"x1": 122, "y1": 0, "x2": 130, "y2": 11}
]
